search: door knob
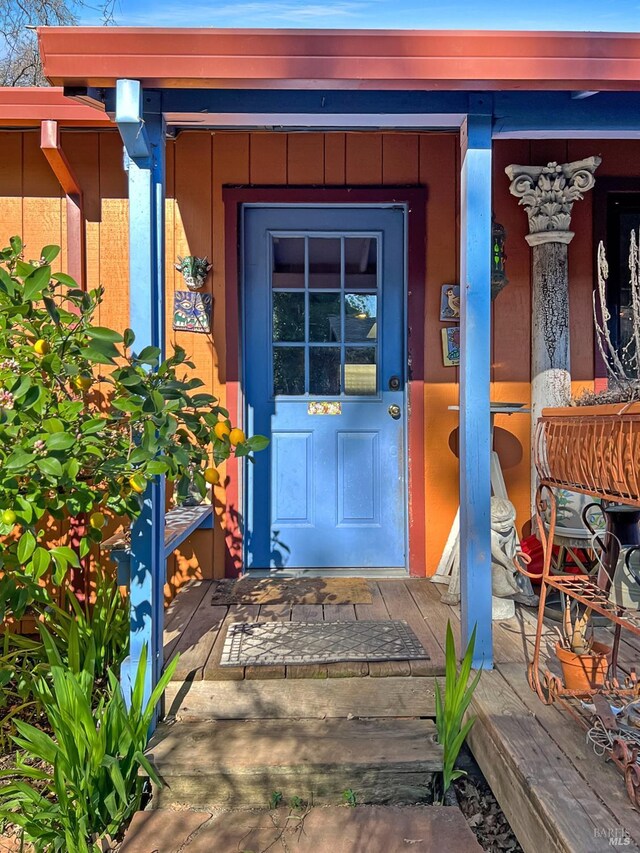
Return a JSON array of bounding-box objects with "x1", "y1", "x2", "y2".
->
[{"x1": 388, "y1": 404, "x2": 401, "y2": 420}]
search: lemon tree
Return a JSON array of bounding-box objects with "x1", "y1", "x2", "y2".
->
[{"x1": 0, "y1": 237, "x2": 267, "y2": 620}]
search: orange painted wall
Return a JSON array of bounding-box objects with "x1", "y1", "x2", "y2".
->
[{"x1": 0, "y1": 129, "x2": 626, "y2": 584}]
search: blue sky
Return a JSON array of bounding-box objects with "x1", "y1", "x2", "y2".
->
[{"x1": 83, "y1": 0, "x2": 640, "y2": 31}]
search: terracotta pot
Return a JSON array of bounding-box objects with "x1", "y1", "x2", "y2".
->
[{"x1": 555, "y1": 640, "x2": 611, "y2": 692}]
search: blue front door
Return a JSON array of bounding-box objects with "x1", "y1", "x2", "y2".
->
[{"x1": 243, "y1": 205, "x2": 407, "y2": 571}]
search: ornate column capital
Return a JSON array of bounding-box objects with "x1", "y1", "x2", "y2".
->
[{"x1": 505, "y1": 156, "x2": 601, "y2": 246}]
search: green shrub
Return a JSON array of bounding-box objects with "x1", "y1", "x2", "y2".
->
[
  {"x1": 45, "y1": 567, "x2": 129, "y2": 679},
  {"x1": 435, "y1": 621, "x2": 482, "y2": 800},
  {"x1": 0, "y1": 633, "x2": 176, "y2": 852},
  {"x1": 0, "y1": 236, "x2": 266, "y2": 621}
]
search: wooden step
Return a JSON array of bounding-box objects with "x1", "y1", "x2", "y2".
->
[
  {"x1": 164, "y1": 676, "x2": 436, "y2": 720},
  {"x1": 146, "y1": 718, "x2": 443, "y2": 809}
]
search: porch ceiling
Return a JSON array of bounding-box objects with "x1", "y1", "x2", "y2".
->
[{"x1": 38, "y1": 27, "x2": 640, "y2": 92}]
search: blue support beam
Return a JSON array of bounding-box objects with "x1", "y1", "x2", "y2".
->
[
  {"x1": 115, "y1": 80, "x2": 166, "y2": 718},
  {"x1": 459, "y1": 103, "x2": 493, "y2": 670},
  {"x1": 103, "y1": 88, "x2": 640, "y2": 138}
]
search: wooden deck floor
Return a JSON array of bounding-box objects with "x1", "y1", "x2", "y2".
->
[
  {"x1": 164, "y1": 577, "x2": 640, "y2": 851},
  {"x1": 163, "y1": 578, "x2": 447, "y2": 682}
]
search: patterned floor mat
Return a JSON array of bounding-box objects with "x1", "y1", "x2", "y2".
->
[{"x1": 220, "y1": 620, "x2": 429, "y2": 666}]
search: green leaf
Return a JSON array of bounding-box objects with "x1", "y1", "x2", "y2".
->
[
  {"x1": 36, "y1": 457, "x2": 63, "y2": 478},
  {"x1": 15, "y1": 260, "x2": 35, "y2": 278},
  {"x1": 51, "y1": 272, "x2": 77, "y2": 287},
  {"x1": 17, "y1": 530, "x2": 36, "y2": 563},
  {"x1": 86, "y1": 327, "x2": 124, "y2": 344},
  {"x1": 246, "y1": 435, "x2": 270, "y2": 451},
  {"x1": 9, "y1": 235, "x2": 22, "y2": 255},
  {"x1": 22, "y1": 264, "x2": 51, "y2": 301},
  {"x1": 40, "y1": 245, "x2": 61, "y2": 264},
  {"x1": 45, "y1": 432, "x2": 75, "y2": 451},
  {"x1": 43, "y1": 296, "x2": 61, "y2": 325},
  {"x1": 30, "y1": 548, "x2": 51, "y2": 578},
  {"x1": 123, "y1": 327, "x2": 135, "y2": 348},
  {"x1": 5, "y1": 449, "x2": 35, "y2": 470},
  {"x1": 42, "y1": 417, "x2": 65, "y2": 433},
  {"x1": 79, "y1": 346, "x2": 116, "y2": 366},
  {"x1": 134, "y1": 346, "x2": 161, "y2": 366}
]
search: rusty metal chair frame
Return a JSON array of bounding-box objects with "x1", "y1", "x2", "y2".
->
[{"x1": 518, "y1": 407, "x2": 640, "y2": 805}]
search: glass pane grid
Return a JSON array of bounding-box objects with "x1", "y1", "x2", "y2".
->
[{"x1": 271, "y1": 233, "x2": 380, "y2": 398}]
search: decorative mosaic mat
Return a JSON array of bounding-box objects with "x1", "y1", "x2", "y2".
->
[
  {"x1": 211, "y1": 577, "x2": 372, "y2": 606},
  {"x1": 220, "y1": 620, "x2": 429, "y2": 667}
]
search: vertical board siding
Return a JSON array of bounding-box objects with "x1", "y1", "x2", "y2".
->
[
  {"x1": 210, "y1": 132, "x2": 250, "y2": 577},
  {"x1": 172, "y1": 132, "x2": 215, "y2": 584},
  {"x1": 418, "y1": 134, "x2": 460, "y2": 572},
  {"x1": 491, "y1": 139, "x2": 533, "y2": 529},
  {"x1": 324, "y1": 133, "x2": 346, "y2": 185},
  {"x1": 0, "y1": 129, "x2": 625, "y2": 586},
  {"x1": 0, "y1": 132, "x2": 23, "y2": 243},
  {"x1": 345, "y1": 133, "x2": 383, "y2": 185}
]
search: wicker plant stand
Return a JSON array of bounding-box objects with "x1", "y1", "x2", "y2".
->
[{"x1": 521, "y1": 403, "x2": 640, "y2": 806}]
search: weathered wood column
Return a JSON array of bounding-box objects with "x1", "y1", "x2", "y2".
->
[{"x1": 505, "y1": 158, "x2": 600, "y2": 505}]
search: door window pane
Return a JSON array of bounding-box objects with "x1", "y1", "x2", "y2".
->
[
  {"x1": 309, "y1": 293, "x2": 341, "y2": 342},
  {"x1": 309, "y1": 347, "x2": 341, "y2": 395},
  {"x1": 273, "y1": 292, "x2": 305, "y2": 342},
  {"x1": 272, "y1": 237, "x2": 305, "y2": 288},
  {"x1": 345, "y1": 237, "x2": 377, "y2": 289},
  {"x1": 345, "y1": 293, "x2": 377, "y2": 341},
  {"x1": 345, "y1": 347, "x2": 377, "y2": 396},
  {"x1": 309, "y1": 237, "x2": 341, "y2": 288},
  {"x1": 273, "y1": 347, "x2": 305, "y2": 396}
]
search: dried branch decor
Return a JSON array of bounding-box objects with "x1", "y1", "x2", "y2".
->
[{"x1": 590, "y1": 231, "x2": 640, "y2": 403}]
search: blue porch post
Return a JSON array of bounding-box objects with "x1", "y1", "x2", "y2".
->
[
  {"x1": 459, "y1": 105, "x2": 493, "y2": 668},
  {"x1": 115, "y1": 80, "x2": 166, "y2": 710}
]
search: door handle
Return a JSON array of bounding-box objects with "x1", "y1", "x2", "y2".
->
[{"x1": 388, "y1": 404, "x2": 401, "y2": 420}]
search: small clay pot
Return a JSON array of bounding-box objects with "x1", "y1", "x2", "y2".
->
[{"x1": 555, "y1": 640, "x2": 611, "y2": 692}]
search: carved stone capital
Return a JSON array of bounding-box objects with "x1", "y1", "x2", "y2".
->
[{"x1": 505, "y1": 156, "x2": 601, "y2": 241}]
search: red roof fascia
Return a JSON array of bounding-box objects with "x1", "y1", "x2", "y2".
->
[
  {"x1": 38, "y1": 27, "x2": 640, "y2": 91},
  {"x1": 0, "y1": 87, "x2": 112, "y2": 127}
]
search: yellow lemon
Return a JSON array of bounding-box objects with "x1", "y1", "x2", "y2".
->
[
  {"x1": 204, "y1": 466, "x2": 220, "y2": 486},
  {"x1": 72, "y1": 374, "x2": 93, "y2": 392},
  {"x1": 129, "y1": 475, "x2": 146, "y2": 494},
  {"x1": 214, "y1": 422, "x2": 231, "y2": 441},
  {"x1": 1, "y1": 509, "x2": 17, "y2": 526},
  {"x1": 229, "y1": 428, "x2": 246, "y2": 446},
  {"x1": 89, "y1": 511, "x2": 105, "y2": 530},
  {"x1": 33, "y1": 339, "x2": 50, "y2": 356}
]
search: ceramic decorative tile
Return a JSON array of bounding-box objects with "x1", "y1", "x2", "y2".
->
[{"x1": 173, "y1": 290, "x2": 212, "y2": 333}]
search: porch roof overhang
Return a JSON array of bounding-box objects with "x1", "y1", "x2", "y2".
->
[
  {"x1": 37, "y1": 27, "x2": 640, "y2": 93},
  {"x1": 0, "y1": 87, "x2": 112, "y2": 128}
]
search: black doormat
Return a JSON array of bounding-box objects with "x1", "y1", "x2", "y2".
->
[{"x1": 220, "y1": 620, "x2": 429, "y2": 667}]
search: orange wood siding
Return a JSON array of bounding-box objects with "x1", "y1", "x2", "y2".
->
[{"x1": 0, "y1": 129, "x2": 627, "y2": 586}]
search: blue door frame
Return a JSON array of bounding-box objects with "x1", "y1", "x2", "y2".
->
[{"x1": 242, "y1": 205, "x2": 408, "y2": 574}]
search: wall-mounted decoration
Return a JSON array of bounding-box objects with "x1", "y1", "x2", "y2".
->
[
  {"x1": 173, "y1": 291, "x2": 212, "y2": 334},
  {"x1": 491, "y1": 218, "x2": 508, "y2": 300},
  {"x1": 440, "y1": 284, "x2": 460, "y2": 322},
  {"x1": 175, "y1": 255, "x2": 212, "y2": 291},
  {"x1": 441, "y1": 326, "x2": 460, "y2": 367}
]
